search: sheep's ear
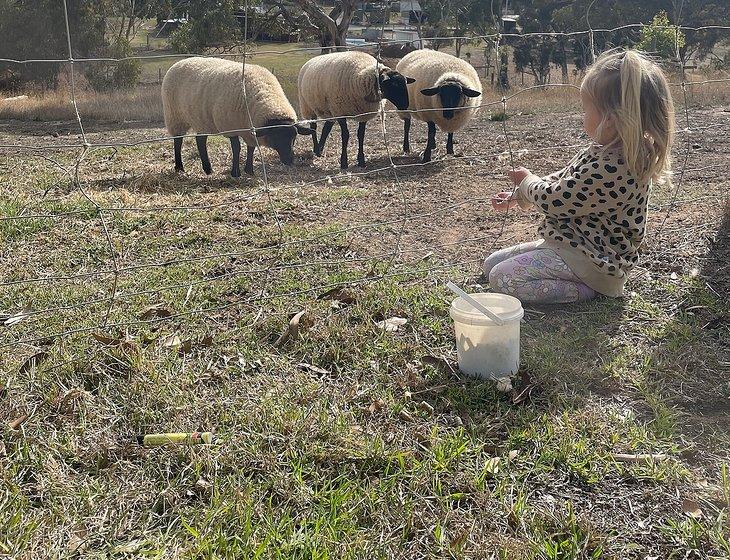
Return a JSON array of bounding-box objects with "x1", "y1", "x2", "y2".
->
[
  {"x1": 462, "y1": 87, "x2": 482, "y2": 97},
  {"x1": 420, "y1": 87, "x2": 440, "y2": 96},
  {"x1": 295, "y1": 124, "x2": 314, "y2": 135},
  {"x1": 405, "y1": 76, "x2": 416, "y2": 84}
]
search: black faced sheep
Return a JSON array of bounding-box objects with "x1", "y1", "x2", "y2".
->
[
  {"x1": 297, "y1": 51, "x2": 414, "y2": 169},
  {"x1": 395, "y1": 49, "x2": 482, "y2": 163},
  {"x1": 162, "y1": 57, "x2": 313, "y2": 177}
]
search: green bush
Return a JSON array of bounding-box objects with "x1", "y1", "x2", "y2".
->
[
  {"x1": 636, "y1": 11, "x2": 685, "y2": 60},
  {"x1": 85, "y1": 38, "x2": 142, "y2": 91}
]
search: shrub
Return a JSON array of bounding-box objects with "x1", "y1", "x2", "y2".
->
[{"x1": 85, "y1": 38, "x2": 142, "y2": 92}]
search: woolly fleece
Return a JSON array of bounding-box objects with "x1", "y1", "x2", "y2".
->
[
  {"x1": 298, "y1": 51, "x2": 385, "y2": 123},
  {"x1": 395, "y1": 49, "x2": 482, "y2": 133},
  {"x1": 162, "y1": 57, "x2": 297, "y2": 146}
]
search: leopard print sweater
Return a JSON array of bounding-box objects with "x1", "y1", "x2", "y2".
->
[{"x1": 515, "y1": 145, "x2": 650, "y2": 296}]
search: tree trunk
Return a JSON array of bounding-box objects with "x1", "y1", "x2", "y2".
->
[{"x1": 416, "y1": 12, "x2": 424, "y2": 49}]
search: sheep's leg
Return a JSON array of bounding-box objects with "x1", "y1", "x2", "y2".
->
[
  {"x1": 174, "y1": 137, "x2": 184, "y2": 172},
  {"x1": 196, "y1": 135, "x2": 212, "y2": 175},
  {"x1": 338, "y1": 118, "x2": 349, "y2": 169},
  {"x1": 230, "y1": 136, "x2": 241, "y2": 177},
  {"x1": 310, "y1": 122, "x2": 319, "y2": 156},
  {"x1": 403, "y1": 118, "x2": 411, "y2": 154},
  {"x1": 317, "y1": 120, "x2": 334, "y2": 155},
  {"x1": 357, "y1": 122, "x2": 366, "y2": 167},
  {"x1": 423, "y1": 121, "x2": 437, "y2": 163},
  {"x1": 244, "y1": 145, "x2": 255, "y2": 175},
  {"x1": 446, "y1": 133, "x2": 454, "y2": 155}
]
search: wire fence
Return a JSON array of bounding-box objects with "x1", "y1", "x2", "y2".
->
[{"x1": 0, "y1": 3, "x2": 728, "y2": 359}]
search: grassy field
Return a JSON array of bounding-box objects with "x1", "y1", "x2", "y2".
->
[{"x1": 1, "y1": 78, "x2": 729, "y2": 559}]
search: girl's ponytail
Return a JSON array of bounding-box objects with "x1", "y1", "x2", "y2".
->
[
  {"x1": 619, "y1": 51, "x2": 646, "y2": 183},
  {"x1": 582, "y1": 49, "x2": 675, "y2": 185}
]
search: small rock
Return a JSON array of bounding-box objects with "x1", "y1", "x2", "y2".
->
[{"x1": 495, "y1": 377, "x2": 513, "y2": 392}]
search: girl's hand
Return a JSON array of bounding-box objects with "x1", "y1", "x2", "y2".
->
[
  {"x1": 507, "y1": 166, "x2": 531, "y2": 186},
  {"x1": 491, "y1": 191, "x2": 519, "y2": 213}
]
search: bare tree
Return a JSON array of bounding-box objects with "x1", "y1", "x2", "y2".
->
[{"x1": 275, "y1": 0, "x2": 358, "y2": 53}]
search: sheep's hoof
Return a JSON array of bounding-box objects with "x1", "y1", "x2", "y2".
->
[
  {"x1": 203, "y1": 166, "x2": 213, "y2": 175},
  {"x1": 175, "y1": 166, "x2": 184, "y2": 173}
]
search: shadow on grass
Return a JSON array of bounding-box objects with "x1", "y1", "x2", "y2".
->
[
  {"x1": 416, "y1": 296, "x2": 628, "y2": 421},
  {"x1": 82, "y1": 171, "x2": 257, "y2": 195},
  {"x1": 702, "y1": 201, "x2": 730, "y2": 297}
]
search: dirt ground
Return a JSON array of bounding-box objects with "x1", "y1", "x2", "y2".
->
[
  {"x1": 1, "y1": 102, "x2": 729, "y2": 558},
  {"x1": 1, "y1": 104, "x2": 728, "y2": 272}
]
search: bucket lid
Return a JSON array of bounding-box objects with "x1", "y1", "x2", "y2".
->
[{"x1": 449, "y1": 292, "x2": 523, "y2": 325}]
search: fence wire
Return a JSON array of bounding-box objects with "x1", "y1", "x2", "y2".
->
[{"x1": 0, "y1": 7, "x2": 728, "y2": 358}]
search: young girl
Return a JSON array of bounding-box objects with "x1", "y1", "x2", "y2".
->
[{"x1": 486, "y1": 49, "x2": 675, "y2": 304}]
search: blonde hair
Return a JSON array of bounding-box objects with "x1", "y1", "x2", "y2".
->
[{"x1": 581, "y1": 49, "x2": 675, "y2": 185}]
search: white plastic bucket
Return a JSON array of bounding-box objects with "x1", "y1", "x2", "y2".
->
[{"x1": 449, "y1": 293, "x2": 524, "y2": 379}]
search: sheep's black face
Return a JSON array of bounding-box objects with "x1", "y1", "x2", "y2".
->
[
  {"x1": 420, "y1": 83, "x2": 481, "y2": 120},
  {"x1": 258, "y1": 120, "x2": 314, "y2": 165},
  {"x1": 379, "y1": 71, "x2": 415, "y2": 111}
]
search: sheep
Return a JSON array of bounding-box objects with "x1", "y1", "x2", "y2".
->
[
  {"x1": 297, "y1": 51, "x2": 414, "y2": 169},
  {"x1": 395, "y1": 49, "x2": 482, "y2": 163},
  {"x1": 161, "y1": 57, "x2": 313, "y2": 177}
]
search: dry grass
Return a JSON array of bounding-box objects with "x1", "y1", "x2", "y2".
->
[{"x1": 0, "y1": 84, "x2": 162, "y2": 123}]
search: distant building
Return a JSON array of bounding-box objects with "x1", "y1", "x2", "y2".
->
[
  {"x1": 155, "y1": 17, "x2": 188, "y2": 37},
  {"x1": 399, "y1": 0, "x2": 424, "y2": 25}
]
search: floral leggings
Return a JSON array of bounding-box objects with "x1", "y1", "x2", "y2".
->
[{"x1": 483, "y1": 241, "x2": 597, "y2": 304}]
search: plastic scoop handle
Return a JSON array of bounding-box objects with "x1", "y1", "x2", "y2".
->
[{"x1": 446, "y1": 282, "x2": 505, "y2": 326}]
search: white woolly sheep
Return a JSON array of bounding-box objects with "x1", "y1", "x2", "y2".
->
[
  {"x1": 162, "y1": 57, "x2": 313, "y2": 177},
  {"x1": 395, "y1": 49, "x2": 482, "y2": 163},
  {"x1": 297, "y1": 51, "x2": 414, "y2": 169}
]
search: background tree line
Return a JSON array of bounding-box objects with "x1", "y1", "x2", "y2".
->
[{"x1": 0, "y1": 0, "x2": 727, "y2": 92}]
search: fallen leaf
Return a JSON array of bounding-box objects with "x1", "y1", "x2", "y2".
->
[
  {"x1": 273, "y1": 310, "x2": 313, "y2": 348},
  {"x1": 483, "y1": 457, "x2": 501, "y2": 474},
  {"x1": 682, "y1": 498, "x2": 703, "y2": 518},
  {"x1": 508, "y1": 450, "x2": 519, "y2": 460},
  {"x1": 421, "y1": 355, "x2": 456, "y2": 375},
  {"x1": 376, "y1": 316, "x2": 408, "y2": 332},
  {"x1": 318, "y1": 286, "x2": 356, "y2": 304},
  {"x1": 297, "y1": 362, "x2": 330, "y2": 375},
  {"x1": 160, "y1": 334, "x2": 182, "y2": 348},
  {"x1": 418, "y1": 400, "x2": 434, "y2": 415},
  {"x1": 55, "y1": 388, "x2": 87, "y2": 412},
  {"x1": 195, "y1": 478, "x2": 213, "y2": 495},
  {"x1": 8, "y1": 413, "x2": 29, "y2": 430},
  {"x1": 19, "y1": 351, "x2": 49, "y2": 374},
  {"x1": 140, "y1": 304, "x2": 173, "y2": 320},
  {"x1": 3, "y1": 306, "x2": 31, "y2": 327},
  {"x1": 368, "y1": 398, "x2": 385, "y2": 414},
  {"x1": 399, "y1": 409, "x2": 414, "y2": 422},
  {"x1": 91, "y1": 332, "x2": 118, "y2": 345}
]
